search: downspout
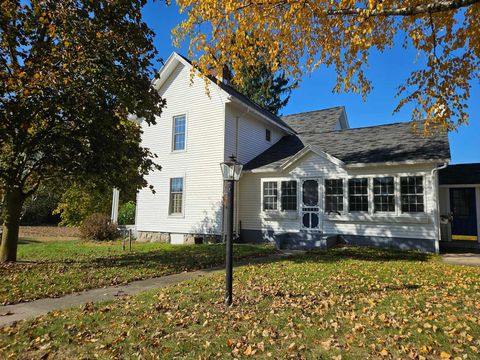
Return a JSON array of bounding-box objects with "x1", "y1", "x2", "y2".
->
[{"x1": 431, "y1": 162, "x2": 448, "y2": 254}]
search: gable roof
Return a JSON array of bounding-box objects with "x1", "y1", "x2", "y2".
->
[
  {"x1": 244, "y1": 121, "x2": 450, "y2": 171},
  {"x1": 439, "y1": 163, "x2": 480, "y2": 185},
  {"x1": 282, "y1": 107, "x2": 346, "y2": 133},
  {"x1": 157, "y1": 52, "x2": 295, "y2": 134}
]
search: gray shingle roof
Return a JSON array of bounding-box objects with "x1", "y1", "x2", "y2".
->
[
  {"x1": 282, "y1": 107, "x2": 344, "y2": 134},
  {"x1": 439, "y1": 163, "x2": 480, "y2": 185},
  {"x1": 244, "y1": 121, "x2": 450, "y2": 170}
]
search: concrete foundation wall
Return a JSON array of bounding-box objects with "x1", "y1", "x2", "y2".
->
[
  {"x1": 240, "y1": 229, "x2": 436, "y2": 253},
  {"x1": 137, "y1": 231, "x2": 221, "y2": 244}
]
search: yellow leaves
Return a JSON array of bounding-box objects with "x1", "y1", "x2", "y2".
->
[{"x1": 440, "y1": 351, "x2": 451, "y2": 359}]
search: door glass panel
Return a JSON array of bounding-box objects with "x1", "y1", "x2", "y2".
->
[
  {"x1": 311, "y1": 213, "x2": 319, "y2": 228},
  {"x1": 302, "y1": 213, "x2": 311, "y2": 228},
  {"x1": 303, "y1": 180, "x2": 318, "y2": 206}
]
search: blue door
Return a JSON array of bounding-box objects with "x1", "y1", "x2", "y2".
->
[{"x1": 450, "y1": 188, "x2": 478, "y2": 241}]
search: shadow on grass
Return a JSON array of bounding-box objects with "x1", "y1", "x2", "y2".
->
[
  {"x1": 291, "y1": 246, "x2": 433, "y2": 264},
  {"x1": 18, "y1": 238, "x2": 42, "y2": 245}
]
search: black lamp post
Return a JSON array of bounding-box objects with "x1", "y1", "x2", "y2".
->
[{"x1": 220, "y1": 155, "x2": 243, "y2": 306}]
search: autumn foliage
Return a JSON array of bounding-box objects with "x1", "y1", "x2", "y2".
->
[{"x1": 173, "y1": 0, "x2": 480, "y2": 133}]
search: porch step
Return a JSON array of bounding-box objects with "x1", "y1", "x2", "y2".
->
[{"x1": 277, "y1": 232, "x2": 338, "y2": 250}]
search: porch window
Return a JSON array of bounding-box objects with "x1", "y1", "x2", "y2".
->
[
  {"x1": 400, "y1": 176, "x2": 424, "y2": 213},
  {"x1": 373, "y1": 177, "x2": 395, "y2": 212},
  {"x1": 169, "y1": 177, "x2": 184, "y2": 214},
  {"x1": 281, "y1": 181, "x2": 297, "y2": 211},
  {"x1": 348, "y1": 178, "x2": 368, "y2": 212},
  {"x1": 263, "y1": 181, "x2": 278, "y2": 210},
  {"x1": 172, "y1": 115, "x2": 186, "y2": 151},
  {"x1": 325, "y1": 179, "x2": 343, "y2": 213}
]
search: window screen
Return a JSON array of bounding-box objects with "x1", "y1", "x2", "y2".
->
[
  {"x1": 169, "y1": 178, "x2": 184, "y2": 214},
  {"x1": 400, "y1": 176, "x2": 424, "y2": 213},
  {"x1": 348, "y1": 178, "x2": 368, "y2": 212},
  {"x1": 373, "y1": 177, "x2": 395, "y2": 212},
  {"x1": 325, "y1": 179, "x2": 343, "y2": 213},
  {"x1": 263, "y1": 182, "x2": 278, "y2": 210},
  {"x1": 281, "y1": 181, "x2": 297, "y2": 211}
]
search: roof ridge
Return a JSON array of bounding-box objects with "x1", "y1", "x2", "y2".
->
[
  {"x1": 308, "y1": 121, "x2": 416, "y2": 134},
  {"x1": 281, "y1": 106, "x2": 344, "y2": 118}
]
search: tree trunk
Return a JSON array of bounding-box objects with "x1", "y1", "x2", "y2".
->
[{"x1": 0, "y1": 188, "x2": 24, "y2": 262}]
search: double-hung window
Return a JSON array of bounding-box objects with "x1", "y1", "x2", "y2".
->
[
  {"x1": 400, "y1": 176, "x2": 424, "y2": 213},
  {"x1": 172, "y1": 115, "x2": 186, "y2": 151},
  {"x1": 169, "y1": 178, "x2": 184, "y2": 214},
  {"x1": 325, "y1": 179, "x2": 344, "y2": 213},
  {"x1": 263, "y1": 182, "x2": 278, "y2": 210},
  {"x1": 281, "y1": 181, "x2": 297, "y2": 211},
  {"x1": 348, "y1": 178, "x2": 368, "y2": 212},
  {"x1": 373, "y1": 177, "x2": 395, "y2": 212}
]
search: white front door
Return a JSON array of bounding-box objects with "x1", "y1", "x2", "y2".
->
[{"x1": 301, "y1": 179, "x2": 321, "y2": 230}]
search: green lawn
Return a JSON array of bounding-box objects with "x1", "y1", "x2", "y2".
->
[
  {"x1": 2, "y1": 247, "x2": 480, "y2": 359},
  {"x1": 0, "y1": 238, "x2": 276, "y2": 305}
]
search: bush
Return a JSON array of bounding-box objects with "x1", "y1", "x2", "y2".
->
[
  {"x1": 118, "y1": 201, "x2": 135, "y2": 225},
  {"x1": 80, "y1": 213, "x2": 119, "y2": 241}
]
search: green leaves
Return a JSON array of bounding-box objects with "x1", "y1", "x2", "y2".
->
[{"x1": 0, "y1": 0, "x2": 165, "y2": 260}]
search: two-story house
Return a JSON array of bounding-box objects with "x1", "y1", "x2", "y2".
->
[{"x1": 134, "y1": 52, "x2": 480, "y2": 253}]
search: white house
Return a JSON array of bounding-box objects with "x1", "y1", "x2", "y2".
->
[{"x1": 135, "y1": 52, "x2": 479, "y2": 253}]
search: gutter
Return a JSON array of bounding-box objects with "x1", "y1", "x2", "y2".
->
[
  {"x1": 431, "y1": 162, "x2": 448, "y2": 254},
  {"x1": 227, "y1": 95, "x2": 296, "y2": 135}
]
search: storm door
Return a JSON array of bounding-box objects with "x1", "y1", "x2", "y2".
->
[{"x1": 301, "y1": 179, "x2": 320, "y2": 230}]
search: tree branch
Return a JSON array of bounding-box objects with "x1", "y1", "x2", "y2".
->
[{"x1": 325, "y1": 0, "x2": 479, "y2": 17}]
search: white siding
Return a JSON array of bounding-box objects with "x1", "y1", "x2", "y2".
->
[
  {"x1": 224, "y1": 104, "x2": 285, "y2": 164},
  {"x1": 136, "y1": 62, "x2": 228, "y2": 235},
  {"x1": 239, "y1": 152, "x2": 438, "y2": 240}
]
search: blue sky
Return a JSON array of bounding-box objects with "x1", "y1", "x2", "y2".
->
[{"x1": 142, "y1": 1, "x2": 479, "y2": 165}]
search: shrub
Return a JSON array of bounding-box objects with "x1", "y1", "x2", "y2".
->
[
  {"x1": 80, "y1": 213, "x2": 119, "y2": 241},
  {"x1": 118, "y1": 201, "x2": 136, "y2": 225}
]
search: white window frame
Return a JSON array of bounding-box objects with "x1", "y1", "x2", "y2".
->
[
  {"x1": 347, "y1": 177, "x2": 370, "y2": 213},
  {"x1": 400, "y1": 175, "x2": 426, "y2": 213},
  {"x1": 328, "y1": 172, "x2": 428, "y2": 220},
  {"x1": 262, "y1": 181, "x2": 278, "y2": 211},
  {"x1": 373, "y1": 176, "x2": 396, "y2": 213},
  {"x1": 324, "y1": 178, "x2": 345, "y2": 214},
  {"x1": 261, "y1": 178, "x2": 299, "y2": 214},
  {"x1": 172, "y1": 114, "x2": 187, "y2": 152},
  {"x1": 168, "y1": 177, "x2": 185, "y2": 216}
]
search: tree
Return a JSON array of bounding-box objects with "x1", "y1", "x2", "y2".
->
[
  {"x1": 0, "y1": 0, "x2": 164, "y2": 261},
  {"x1": 232, "y1": 59, "x2": 294, "y2": 115},
  {"x1": 173, "y1": 0, "x2": 480, "y2": 133}
]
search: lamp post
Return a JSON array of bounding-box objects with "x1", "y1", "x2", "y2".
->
[{"x1": 220, "y1": 155, "x2": 243, "y2": 306}]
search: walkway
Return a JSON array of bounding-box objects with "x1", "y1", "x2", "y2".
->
[
  {"x1": 442, "y1": 253, "x2": 480, "y2": 267},
  {"x1": 0, "y1": 251, "x2": 300, "y2": 327}
]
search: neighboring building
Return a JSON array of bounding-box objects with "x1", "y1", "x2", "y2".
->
[
  {"x1": 135, "y1": 52, "x2": 477, "y2": 253},
  {"x1": 438, "y1": 164, "x2": 480, "y2": 252}
]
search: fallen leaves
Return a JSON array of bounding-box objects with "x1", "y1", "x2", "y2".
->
[{"x1": 1, "y1": 247, "x2": 480, "y2": 359}]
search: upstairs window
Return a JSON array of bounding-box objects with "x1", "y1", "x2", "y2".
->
[
  {"x1": 172, "y1": 115, "x2": 186, "y2": 151},
  {"x1": 265, "y1": 129, "x2": 271, "y2": 142},
  {"x1": 281, "y1": 181, "x2": 297, "y2": 211},
  {"x1": 169, "y1": 178, "x2": 184, "y2": 214},
  {"x1": 263, "y1": 182, "x2": 278, "y2": 210},
  {"x1": 325, "y1": 179, "x2": 344, "y2": 213},
  {"x1": 401, "y1": 176, "x2": 424, "y2": 213},
  {"x1": 348, "y1": 178, "x2": 368, "y2": 212},
  {"x1": 373, "y1": 177, "x2": 395, "y2": 212}
]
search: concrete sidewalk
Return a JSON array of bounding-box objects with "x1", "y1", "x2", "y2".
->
[
  {"x1": 442, "y1": 253, "x2": 480, "y2": 267},
  {"x1": 0, "y1": 251, "x2": 300, "y2": 327}
]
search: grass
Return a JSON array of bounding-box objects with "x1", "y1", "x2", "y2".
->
[
  {"x1": 1, "y1": 247, "x2": 480, "y2": 359},
  {"x1": 0, "y1": 238, "x2": 276, "y2": 305}
]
